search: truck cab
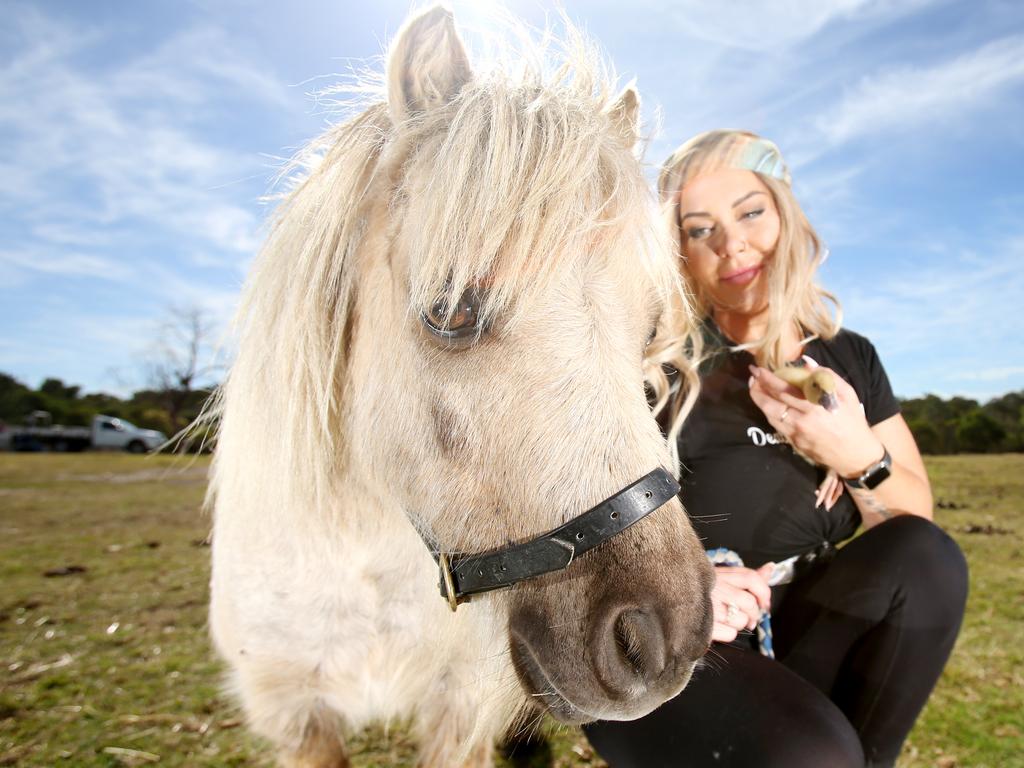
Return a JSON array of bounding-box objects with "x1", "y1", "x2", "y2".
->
[{"x1": 91, "y1": 416, "x2": 167, "y2": 453}]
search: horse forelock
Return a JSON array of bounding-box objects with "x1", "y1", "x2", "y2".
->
[
  {"x1": 314, "y1": 16, "x2": 678, "y2": 332},
  {"x1": 397, "y1": 78, "x2": 668, "y2": 333},
  {"x1": 212, "y1": 19, "x2": 685, "y2": 519}
]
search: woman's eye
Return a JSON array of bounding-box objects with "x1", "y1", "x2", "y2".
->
[
  {"x1": 422, "y1": 288, "x2": 483, "y2": 341},
  {"x1": 741, "y1": 208, "x2": 765, "y2": 221},
  {"x1": 686, "y1": 226, "x2": 713, "y2": 240}
]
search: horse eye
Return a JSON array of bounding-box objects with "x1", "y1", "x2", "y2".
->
[{"x1": 422, "y1": 287, "x2": 484, "y2": 342}]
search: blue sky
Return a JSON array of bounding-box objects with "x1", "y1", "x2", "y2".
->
[{"x1": 2, "y1": 0, "x2": 1023, "y2": 401}]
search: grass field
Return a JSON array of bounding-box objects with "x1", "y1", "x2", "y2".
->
[{"x1": 1, "y1": 453, "x2": 1021, "y2": 767}]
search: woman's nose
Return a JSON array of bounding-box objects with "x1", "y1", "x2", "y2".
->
[{"x1": 716, "y1": 224, "x2": 747, "y2": 259}]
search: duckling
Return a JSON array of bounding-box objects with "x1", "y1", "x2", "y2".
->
[
  {"x1": 772, "y1": 363, "x2": 842, "y2": 510},
  {"x1": 772, "y1": 365, "x2": 839, "y2": 413}
]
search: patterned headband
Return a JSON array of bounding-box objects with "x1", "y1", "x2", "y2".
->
[{"x1": 733, "y1": 137, "x2": 791, "y2": 185}]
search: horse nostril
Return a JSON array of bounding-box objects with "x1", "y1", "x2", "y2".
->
[
  {"x1": 614, "y1": 612, "x2": 644, "y2": 673},
  {"x1": 612, "y1": 608, "x2": 665, "y2": 680}
]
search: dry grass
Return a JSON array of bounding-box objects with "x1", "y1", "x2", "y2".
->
[{"x1": 0, "y1": 453, "x2": 1020, "y2": 767}]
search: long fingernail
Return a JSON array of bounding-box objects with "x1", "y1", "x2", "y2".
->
[
  {"x1": 748, "y1": 365, "x2": 760, "y2": 377},
  {"x1": 748, "y1": 376, "x2": 755, "y2": 389},
  {"x1": 802, "y1": 355, "x2": 819, "y2": 367}
]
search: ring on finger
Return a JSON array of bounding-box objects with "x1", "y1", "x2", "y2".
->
[
  {"x1": 780, "y1": 407, "x2": 790, "y2": 423},
  {"x1": 725, "y1": 603, "x2": 741, "y2": 623}
]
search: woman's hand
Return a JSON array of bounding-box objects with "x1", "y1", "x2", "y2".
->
[
  {"x1": 748, "y1": 361, "x2": 884, "y2": 479},
  {"x1": 749, "y1": 357, "x2": 935, "y2": 526},
  {"x1": 710, "y1": 564, "x2": 773, "y2": 643}
]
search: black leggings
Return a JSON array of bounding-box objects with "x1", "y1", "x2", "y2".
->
[{"x1": 583, "y1": 516, "x2": 968, "y2": 767}]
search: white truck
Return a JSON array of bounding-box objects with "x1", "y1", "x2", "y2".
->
[{"x1": 0, "y1": 411, "x2": 167, "y2": 453}]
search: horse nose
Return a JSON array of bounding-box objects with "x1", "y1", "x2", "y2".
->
[
  {"x1": 613, "y1": 608, "x2": 668, "y2": 681},
  {"x1": 592, "y1": 598, "x2": 711, "y2": 700}
]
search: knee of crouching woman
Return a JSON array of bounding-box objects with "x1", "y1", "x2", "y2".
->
[{"x1": 880, "y1": 515, "x2": 969, "y2": 628}]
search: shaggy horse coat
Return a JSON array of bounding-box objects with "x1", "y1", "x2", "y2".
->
[{"x1": 208, "y1": 7, "x2": 713, "y2": 767}]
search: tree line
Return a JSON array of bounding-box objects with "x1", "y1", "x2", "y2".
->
[
  {"x1": 0, "y1": 306, "x2": 222, "y2": 450},
  {"x1": 900, "y1": 392, "x2": 1024, "y2": 454},
  {"x1": 0, "y1": 372, "x2": 211, "y2": 442},
  {"x1": 2, "y1": 369, "x2": 1022, "y2": 455}
]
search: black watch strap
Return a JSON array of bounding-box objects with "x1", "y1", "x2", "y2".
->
[{"x1": 844, "y1": 446, "x2": 892, "y2": 490}]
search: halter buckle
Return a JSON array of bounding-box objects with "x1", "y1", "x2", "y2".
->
[{"x1": 438, "y1": 552, "x2": 460, "y2": 612}]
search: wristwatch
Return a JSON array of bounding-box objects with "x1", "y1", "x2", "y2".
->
[{"x1": 844, "y1": 446, "x2": 892, "y2": 490}]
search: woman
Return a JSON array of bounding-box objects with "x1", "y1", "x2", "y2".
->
[{"x1": 584, "y1": 131, "x2": 968, "y2": 768}]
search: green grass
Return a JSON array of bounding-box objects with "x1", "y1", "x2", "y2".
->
[
  {"x1": 1, "y1": 453, "x2": 1021, "y2": 767},
  {"x1": 896, "y1": 456, "x2": 1024, "y2": 768}
]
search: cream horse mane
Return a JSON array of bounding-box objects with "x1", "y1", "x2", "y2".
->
[{"x1": 207, "y1": 14, "x2": 686, "y2": 543}]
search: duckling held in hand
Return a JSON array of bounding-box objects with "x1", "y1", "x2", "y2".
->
[
  {"x1": 772, "y1": 362, "x2": 843, "y2": 510},
  {"x1": 772, "y1": 365, "x2": 839, "y2": 412}
]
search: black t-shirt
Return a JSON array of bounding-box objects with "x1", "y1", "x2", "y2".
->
[{"x1": 677, "y1": 326, "x2": 901, "y2": 567}]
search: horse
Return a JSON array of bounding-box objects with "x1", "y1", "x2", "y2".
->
[{"x1": 207, "y1": 7, "x2": 714, "y2": 767}]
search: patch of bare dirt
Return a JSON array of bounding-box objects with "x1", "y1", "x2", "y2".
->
[{"x1": 58, "y1": 465, "x2": 208, "y2": 485}]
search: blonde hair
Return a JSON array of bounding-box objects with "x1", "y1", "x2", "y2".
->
[{"x1": 655, "y1": 129, "x2": 841, "y2": 439}]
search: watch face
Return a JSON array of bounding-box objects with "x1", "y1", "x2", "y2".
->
[
  {"x1": 861, "y1": 448, "x2": 893, "y2": 490},
  {"x1": 863, "y1": 463, "x2": 891, "y2": 490}
]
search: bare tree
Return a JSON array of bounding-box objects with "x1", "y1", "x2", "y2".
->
[{"x1": 145, "y1": 305, "x2": 223, "y2": 435}]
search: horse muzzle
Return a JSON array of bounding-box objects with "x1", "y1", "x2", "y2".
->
[
  {"x1": 416, "y1": 466, "x2": 714, "y2": 721},
  {"x1": 509, "y1": 581, "x2": 712, "y2": 723}
]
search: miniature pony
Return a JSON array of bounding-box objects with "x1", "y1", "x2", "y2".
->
[{"x1": 209, "y1": 7, "x2": 713, "y2": 767}]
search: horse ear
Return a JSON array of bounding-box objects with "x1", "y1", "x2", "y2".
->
[
  {"x1": 387, "y1": 6, "x2": 473, "y2": 124},
  {"x1": 607, "y1": 82, "x2": 640, "y2": 148}
]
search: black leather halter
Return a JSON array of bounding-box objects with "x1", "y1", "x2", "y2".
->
[{"x1": 430, "y1": 467, "x2": 680, "y2": 611}]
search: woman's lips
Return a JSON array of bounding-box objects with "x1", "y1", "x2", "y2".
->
[{"x1": 720, "y1": 264, "x2": 761, "y2": 285}]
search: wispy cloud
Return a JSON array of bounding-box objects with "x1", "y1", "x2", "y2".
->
[
  {"x1": 811, "y1": 34, "x2": 1024, "y2": 149},
  {"x1": 0, "y1": 5, "x2": 289, "y2": 262},
  {"x1": 839, "y1": 238, "x2": 1024, "y2": 398},
  {"x1": 657, "y1": 0, "x2": 939, "y2": 52},
  {"x1": 0, "y1": 247, "x2": 134, "y2": 282},
  {"x1": 0, "y1": 4, "x2": 289, "y2": 391},
  {"x1": 118, "y1": 26, "x2": 292, "y2": 110},
  {"x1": 846, "y1": 250, "x2": 1023, "y2": 347},
  {"x1": 950, "y1": 366, "x2": 1024, "y2": 382}
]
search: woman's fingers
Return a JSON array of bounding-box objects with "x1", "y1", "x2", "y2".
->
[
  {"x1": 711, "y1": 584, "x2": 758, "y2": 621},
  {"x1": 825, "y1": 474, "x2": 845, "y2": 510},
  {"x1": 713, "y1": 566, "x2": 772, "y2": 609},
  {"x1": 711, "y1": 602, "x2": 752, "y2": 635},
  {"x1": 711, "y1": 622, "x2": 738, "y2": 643},
  {"x1": 749, "y1": 365, "x2": 802, "y2": 399},
  {"x1": 750, "y1": 363, "x2": 854, "y2": 412},
  {"x1": 815, "y1": 470, "x2": 842, "y2": 509},
  {"x1": 712, "y1": 577, "x2": 765, "y2": 630},
  {"x1": 748, "y1": 368, "x2": 814, "y2": 430},
  {"x1": 710, "y1": 565, "x2": 777, "y2": 641}
]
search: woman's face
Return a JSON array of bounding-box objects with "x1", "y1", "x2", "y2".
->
[{"x1": 676, "y1": 167, "x2": 781, "y2": 317}]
